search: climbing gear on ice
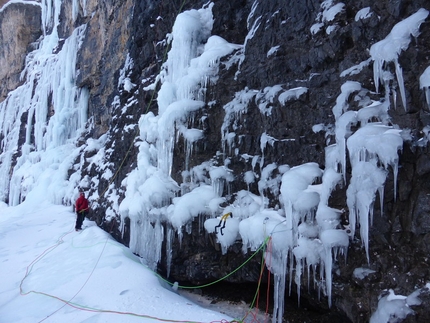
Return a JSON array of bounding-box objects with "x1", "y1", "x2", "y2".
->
[{"x1": 214, "y1": 212, "x2": 233, "y2": 235}]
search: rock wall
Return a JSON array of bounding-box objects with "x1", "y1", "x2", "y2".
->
[
  {"x1": 0, "y1": 2, "x2": 41, "y2": 101},
  {"x1": 0, "y1": 0, "x2": 9, "y2": 10},
  {"x1": 1, "y1": 0, "x2": 430, "y2": 322}
]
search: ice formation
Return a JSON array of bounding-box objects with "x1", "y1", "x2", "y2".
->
[
  {"x1": 370, "y1": 8, "x2": 429, "y2": 110},
  {"x1": 370, "y1": 289, "x2": 422, "y2": 323},
  {"x1": 419, "y1": 66, "x2": 430, "y2": 109},
  {"x1": 120, "y1": 3, "x2": 242, "y2": 266},
  {"x1": 311, "y1": 0, "x2": 345, "y2": 35},
  {"x1": 355, "y1": 7, "x2": 372, "y2": 21}
]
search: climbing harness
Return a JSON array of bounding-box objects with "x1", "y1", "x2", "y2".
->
[{"x1": 214, "y1": 212, "x2": 233, "y2": 235}]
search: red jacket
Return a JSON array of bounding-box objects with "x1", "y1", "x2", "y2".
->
[{"x1": 75, "y1": 194, "x2": 89, "y2": 213}]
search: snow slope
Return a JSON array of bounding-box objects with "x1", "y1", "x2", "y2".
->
[{"x1": 0, "y1": 202, "x2": 234, "y2": 323}]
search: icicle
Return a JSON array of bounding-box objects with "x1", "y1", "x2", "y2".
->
[
  {"x1": 394, "y1": 59, "x2": 406, "y2": 110},
  {"x1": 335, "y1": 110, "x2": 357, "y2": 182},
  {"x1": 272, "y1": 262, "x2": 287, "y2": 323},
  {"x1": 393, "y1": 160, "x2": 398, "y2": 201},
  {"x1": 378, "y1": 185, "x2": 384, "y2": 216},
  {"x1": 72, "y1": 0, "x2": 79, "y2": 22},
  {"x1": 373, "y1": 58, "x2": 381, "y2": 94},
  {"x1": 320, "y1": 229, "x2": 349, "y2": 307},
  {"x1": 324, "y1": 246, "x2": 333, "y2": 307},
  {"x1": 41, "y1": 0, "x2": 53, "y2": 35},
  {"x1": 166, "y1": 226, "x2": 174, "y2": 277},
  {"x1": 294, "y1": 258, "x2": 303, "y2": 306}
]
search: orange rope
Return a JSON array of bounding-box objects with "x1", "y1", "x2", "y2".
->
[
  {"x1": 19, "y1": 225, "x2": 233, "y2": 323},
  {"x1": 265, "y1": 238, "x2": 272, "y2": 321},
  {"x1": 240, "y1": 236, "x2": 272, "y2": 323}
]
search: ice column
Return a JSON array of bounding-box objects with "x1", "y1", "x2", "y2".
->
[
  {"x1": 332, "y1": 81, "x2": 361, "y2": 182},
  {"x1": 346, "y1": 123, "x2": 402, "y2": 261},
  {"x1": 278, "y1": 163, "x2": 322, "y2": 319},
  {"x1": 156, "y1": 6, "x2": 212, "y2": 175}
]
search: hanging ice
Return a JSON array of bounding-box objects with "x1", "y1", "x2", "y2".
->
[
  {"x1": 346, "y1": 123, "x2": 403, "y2": 261},
  {"x1": 320, "y1": 229, "x2": 349, "y2": 307},
  {"x1": 120, "y1": 3, "x2": 242, "y2": 267},
  {"x1": 419, "y1": 66, "x2": 430, "y2": 109},
  {"x1": 370, "y1": 8, "x2": 429, "y2": 110},
  {"x1": 347, "y1": 123, "x2": 403, "y2": 197}
]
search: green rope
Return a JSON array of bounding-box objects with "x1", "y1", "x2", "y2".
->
[
  {"x1": 248, "y1": 241, "x2": 268, "y2": 309},
  {"x1": 155, "y1": 237, "x2": 270, "y2": 289}
]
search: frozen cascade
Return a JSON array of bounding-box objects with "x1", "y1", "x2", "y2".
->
[
  {"x1": 276, "y1": 164, "x2": 321, "y2": 315},
  {"x1": 156, "y1": 3, "x2": 213, "y2": 176},
  {"x1": 335, "y1": 110, "x2": 357, "y2": 181},
  {"x1": 332, "y1": 65, "x2": 404, "y2": 268},
  {"x1": 72, "y1": 0, "x2": 87, "y2": 22},
  {"x1": 0, "y1": 0, "x2": 88, "y2": 205},
  {"x1": 240, "y1": 157, "x2": 346, "y2": 317},
  {"x1": 293, "y1": 236, "x2": 322, "y2": 306},
  {"x1": 120, "y1": 3, "x2": 241, "y2": 265},
  {"x1": 347, "y1": 161, "x2": 387, "y2": 262},
  {"x1": 273, "y1": 271, "x2": 287, "y2": 323},
  {"x1": 270, "y1": 159, "x2": 346, "y2": 310}
]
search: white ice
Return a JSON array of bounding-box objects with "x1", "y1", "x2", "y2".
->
[
  {"x1": 370, "y1": 289, "x2": 422, "y2": 323},
  {"x1": 355, "y1": 7, "x2": 372, "y2": 21},
  {"x1": 419, "y1": 66, "x2": 430, "y2": 109},
  {"x1": 370, "y1": 8, "x2": 429, "y2": 110}
]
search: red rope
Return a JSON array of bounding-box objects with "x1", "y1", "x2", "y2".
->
[
  {"x1": 265, "y1": 238, "x2": 272, "y2": 318},
  {"x1": 19, "y1": 224, "x2": 233, "y2": 323},
  {"x1": 243, "y1": 236, "x2": 272, "y2": 323},
  {"x1": 20, "y1": 228, "x2": 74, "y2": 296}
]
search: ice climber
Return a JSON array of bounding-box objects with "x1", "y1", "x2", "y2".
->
[{"x1": 75, "y1": 191, "x2": 89, "y2": 231}]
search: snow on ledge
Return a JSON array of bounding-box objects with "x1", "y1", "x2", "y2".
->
[
  {"x1": 0, "y1": 0, "x2": 40, "y2": 13},
  {"x1": 370, "y1": 8, "x2": 429, "y2": 110}
]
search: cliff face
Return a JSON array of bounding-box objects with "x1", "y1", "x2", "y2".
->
[
  {"x1": 1, "y1": 1, "x2": 430, "y2": 322},
  {"x1": 0, "y1": 2, "x2": 41, "y2": 101}
]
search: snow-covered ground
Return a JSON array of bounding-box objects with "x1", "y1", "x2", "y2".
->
[{"x1": 0, "y1": 202, "x2": 239, "y2": 323}]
